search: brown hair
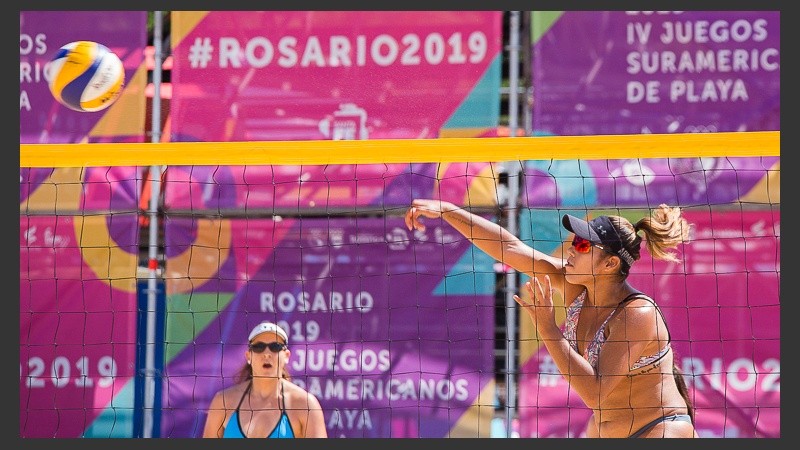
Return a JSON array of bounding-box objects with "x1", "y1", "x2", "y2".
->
[{"x1": 609, "y1": 204, "x2": 692, "y2": 276}]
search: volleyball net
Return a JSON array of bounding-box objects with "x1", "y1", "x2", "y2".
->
[{"x1": 19, "y1": 131, "x2": 780, "y2": 438}]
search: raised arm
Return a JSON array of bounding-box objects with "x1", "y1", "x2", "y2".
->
[{"x1": 405, "y1": 199, "x2": 565, "y2": 281}]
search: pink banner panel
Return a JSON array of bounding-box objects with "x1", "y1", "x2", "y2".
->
[
  {"x1": 20, "y1": 214, "x2": 140, "y2": 438},
  {"x1": 517, "y1": 209, "x2": 779, "y2": 438},
  {"x1": 164, "y1": 11, "x2": 503, "y2": 211},
  {"x1": 169, "y1": 11, "x2": 501, "y2": 142},
  {"x1": 162, "y1": 162, "x2": 498, "y2": 210}
]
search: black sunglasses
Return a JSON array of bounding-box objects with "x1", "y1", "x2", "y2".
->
[{"x1": 249, "y1": 341, "x2": 287, "y2": 354}]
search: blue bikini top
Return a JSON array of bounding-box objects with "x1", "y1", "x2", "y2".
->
[{"x1": 222, "y1": 379, "x2": 295, "y2": 438}]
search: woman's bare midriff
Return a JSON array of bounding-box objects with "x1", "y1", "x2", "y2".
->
[{"x1": 584, "y1": 371, "x2": 693, "y2": 438}]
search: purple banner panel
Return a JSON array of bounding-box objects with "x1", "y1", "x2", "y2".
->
[
  {"x1": 20, "y1": 214, "x2": 140, "y2": 438},
  {"x1": 532, "y1": 11, "x2": 779, "y2": 135},
  {"x1": 160, "y1": 216, "x2": 496, "y2": 437},
  {"x1": 20, "y1": 11, "x2": 146, "y2": 216},
  {"x1": 169, "y1": 11, "x2": 501, "y2": 142},
  {"x1": 20, "y1": 11, "x2": 148, "y2": 144},
  {"x1": 522, "y1": 156, "x2": 779, "y2": 208},
  {"x1": 163, "y1": 163, "x2": 498, "y2": 211},
  {"x1": 518, "y1": 209, "x2": 780, "y2": 438}
]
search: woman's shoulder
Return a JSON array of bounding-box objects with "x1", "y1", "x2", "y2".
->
[
  {"x1": 283, "y1": 380, "x2": 322, "y2": 406},
  {"x1": 612, "y1": 293, "x2": 662, "y2": 328},
  {"x1": 619, "y1": 292, "x2": 658, "y2": 312},
  {"x1": 283, "y1": 379, "x2": 315, "y2": 396}
]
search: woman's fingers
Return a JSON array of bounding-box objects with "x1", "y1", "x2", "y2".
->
[
  {"x1": 404, "y1": 207, "x2": 416, "y2": 230},
  {"x1": 543, "y1": 274, "x2": 552, "y2": 298},
  {"x1": 406, "y1": 200, "x2": 445, "y2": 231},
  {"x1": 513, "y1": 294, "x2": 534, "y2": 312},
  {"x1": 404, "y1": 206, "x2": 425, "y2": 231},
  {"x1": 524, "y1": 280, "x2": 535, "y2": 294},
  {"x1": 531, "y1": 275, "x2": 553, "y2": 304}
]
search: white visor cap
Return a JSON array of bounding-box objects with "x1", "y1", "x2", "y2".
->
[{"x1": 248, "y1": 321, "x2": 288, "y2": 344}]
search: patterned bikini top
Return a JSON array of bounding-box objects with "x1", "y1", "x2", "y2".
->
[{"x1": 563, "y1": 290, "x2": 671, "y2": 372}]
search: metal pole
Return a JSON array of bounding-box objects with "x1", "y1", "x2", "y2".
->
[
  {"x1": 143, "y1": 10, "x2": 164, "y2": 439},
  {"x1": 504, "y1": 10, "x2": 521, "y2": 438}
]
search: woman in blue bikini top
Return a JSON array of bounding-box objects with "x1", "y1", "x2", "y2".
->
[
  {"x1": 202, "y1": 321, "x2": 328, "y2": 438},
  {"x1": 406, "y1": 200, "x2": 699, "y2": 438},
  {"x1": 222, "y1": 378, "x2": 295, "y2": 438}
]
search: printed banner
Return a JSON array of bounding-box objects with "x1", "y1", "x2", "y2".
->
[
  {"x1": 522, "y1": 156, "x2": 779, "y2": 208},
  {"x1": 531, "y1": 11, "x2": 779, "y2": 135},
  {"x1": 163, "y1": 163, "x2": 498, "y2": 211},
  {"x1": 20, "y1": 166, "x2": 142, "y2": 213},
  {"x1": 516, "y1": 209, "x2": 780, "y2": 437},
  {"x1": 164, "y1": 11, "x2": 503, "y2": 212},
  {"x1": 20, "y1": 214, "x2": 140, "y2": 438},
  {"x1": 169, "y1": 11, "x2": 501, "y2": 142},
  {"x1": 524, "y1": 15, "x2": 779, "y2": 437},
  {"x1": 160, "y1": 216, "x2": 496, "y2": 437},
  {"x1": 19, "y1": 11, "x2": 148, "y2": 144},
  {"x1": 528, "y1": 11, "x2": 780, "y2": 209},
  {"x1": 19, "y1": 11, "x2": 147, "y2": 215}
]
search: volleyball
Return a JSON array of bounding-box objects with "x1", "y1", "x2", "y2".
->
[{"x1": 47, "y1": 41, "x2": 125, "y2": 112}]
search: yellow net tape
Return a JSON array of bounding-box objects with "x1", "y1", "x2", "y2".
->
[{"x1": 20, "y1": 131, "x2": 779, "y2": 168}]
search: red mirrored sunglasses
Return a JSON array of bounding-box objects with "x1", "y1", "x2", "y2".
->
[{"x1": 571, "y1": 235, "x2": 608, "y2": 254}]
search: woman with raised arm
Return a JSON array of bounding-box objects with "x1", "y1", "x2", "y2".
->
[
  {"x1": 202, "y1": 321, "x2": 328, "y2": 438},
  {"x1": 405, "y1": 199, "x2": 698, "y2": 438}
]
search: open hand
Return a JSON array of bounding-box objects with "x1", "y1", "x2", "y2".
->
[{"x1": 513, "y1": 275, "x2": 558, "y2": 336}]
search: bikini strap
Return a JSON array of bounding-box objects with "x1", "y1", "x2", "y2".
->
[
  {"x1": 279, "y1": 378, "x2": 286, "y2": 412},
  {"x1": 616, "y1": 293, "x2": 672, "y2": 344},
  {"x1": 235, "y1": 379, "x2": 252, "y2": 412},
  {"x1": 618, "y1": 292, "x2": 647, "y2": 306}
]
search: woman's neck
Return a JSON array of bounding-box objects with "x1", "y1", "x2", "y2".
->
[
  {"x1": 250, "y1": 377, "x2": 282, "y2": 399},
  {"x1": 583, "y1": 280, "x2": 635, "y2": 308}
]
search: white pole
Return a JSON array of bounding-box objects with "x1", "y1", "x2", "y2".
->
[
  {"x1": 143, "y1": 10, "x2": 164, "y2": 439},
  {"x1": 503, "y1": 10, "x2": 521, "y2": 438}
]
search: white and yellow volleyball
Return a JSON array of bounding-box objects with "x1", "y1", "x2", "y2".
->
[{"x1": 47, "y1": 41, "x2": 125, "y2": 112}]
